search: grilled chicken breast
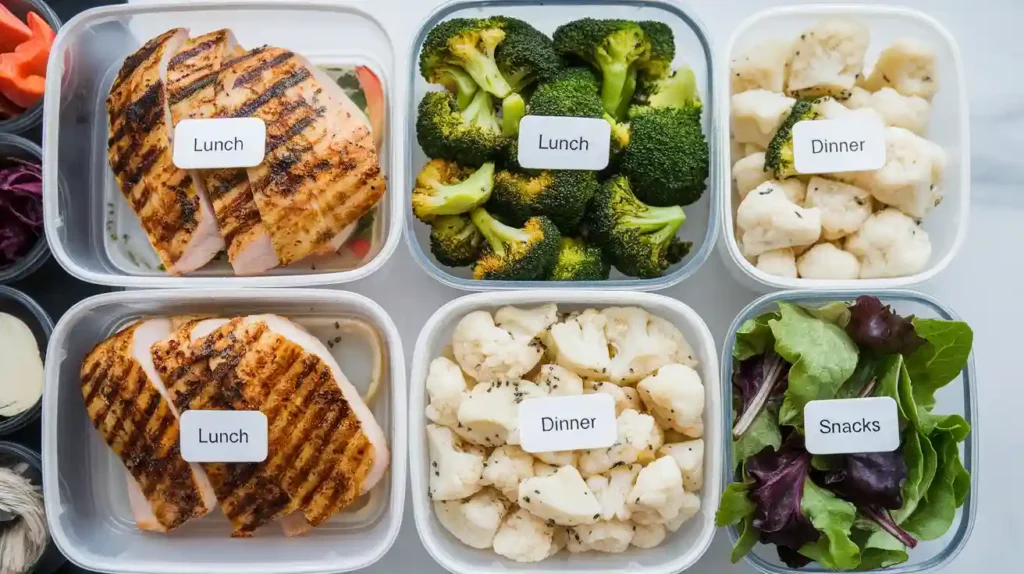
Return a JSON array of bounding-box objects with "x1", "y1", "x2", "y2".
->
[
  {"x1": 107, "y1": 29, "x2": 224, "y2": 274},
  {"x1": 81, "y1": 318, "x2": 217, "y2": 532}
]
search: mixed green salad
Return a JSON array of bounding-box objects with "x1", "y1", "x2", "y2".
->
[{"x1": 716, "y1": 296, "x2": 972, "y2": 570}]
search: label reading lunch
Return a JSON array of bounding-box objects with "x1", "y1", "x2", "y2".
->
[
  {"x1": 804, "y1": 397, "x2": 900, "y2": 455},
  {"x1": 518, "y1": 394, "x2": 616, "y2": 453},
  {"x1": 792, "y1": 117, "x2": 885, "y2": 175},
  {"x1": 517, "y1": 115, "x2": 611, "y2": 171},
  {"x1": 172, "y1": 118, "x2": 266, "y2": 169},
  {"x1": 180, "y1": 410, "x2": 268, "y2": 463}
]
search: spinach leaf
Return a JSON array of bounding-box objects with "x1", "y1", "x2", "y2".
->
[
  {"x1": 904, "y1": 318, "x2": 973, "y2": 407},
  {"x1": 734, "y1": 311, "x2": 778, "y2": 360},
  {"x1": 716, "y1": 481, "x2": 755, "y2": 526},
  {"x1": 876, "y1": 355, "x2": 906, "y2": 419},
  {"x1": 901, "y1": 434, "x2": 959, "y2": 541},
  {"x1": 894, "y1": 432, "x2": 937, "y2": 524},
  {"x1": 798, "y1": 479, "x2": 861, "y2": 571},
  {"x1": 733, "y1": 408, "x2": 781, "y2": 469},
  {"x1": 856, "y1": 530, "x2": 910, "y2": 570},
  {"x1": 897, "y1": 361, "x2": 924, "y2": 431},
  {"x1": 731, "y1": 515, "x2": 760, "y2": 563},
  {"x1": 932, "y1": 432, "x2": 970, "y2": 509}
]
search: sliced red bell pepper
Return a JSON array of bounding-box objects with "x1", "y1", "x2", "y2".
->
[
  {"x1": 0, "y1": 5, "x2": 32, "y2": 53},
  {"x1": 355, "y1": 66, "x2": 385, "y2": 152},
  {"x1": 347, "y1": 237, "x2": 372, "y2": 260}
]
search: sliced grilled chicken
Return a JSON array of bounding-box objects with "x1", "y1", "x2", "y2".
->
[
  {"x1": 81, "y1": 318, "x2": 216, "y2": 532},
  {"x1": 107, "y1": 29, "x2": 224, "y2": 274},
  {"x1": 214, "y1": 47, "x2": 386, "y2": 265}
]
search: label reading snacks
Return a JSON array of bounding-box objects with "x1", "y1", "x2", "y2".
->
[
  {"x1": 180, "y1": 410, "x2": 268, "y2": 463},
  {"x1": 517, "y1": 115, "x2": 611, "y2": 170},
  {"x1": 792, "y1": 117, "x2": 885, "y2": 174},
  {"x1": 518, "y1": 394, "x2": 616, "y2": 453},
  {"x1": 804, "y1": 397, "x2": 900, "y2": 455},
  {"x1": 172, "y1": 118, "x2": 267, "y2": 169}
]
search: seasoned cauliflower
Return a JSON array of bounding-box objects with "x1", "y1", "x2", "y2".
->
[
  {"x1": 858, "y1": 127, "x2": 945, "y2": 218},
  {"x1": 518, "y1": 466, "x2": 601, "y2": 527},
  {"x1": 492, "y1": 508, "x2": 556, "y2": 563},
  {"x1": 495, "y1": 303, "x2": 558, "y2": 342},
  {"x1": 665, "y1": 490, "x2": 702, "y2": 532},
  {"x1": 572, "y1": 519, "x2": 634, "y2": 553},
  {"x1": 786, "y1": 19, "x2": 870, "y2": 99},
  {"x1": 647, "y1": 315, "x2": 699, "y2": 369},
  {"x1": 860, "y1": 37, "x2": 939, "y2": 99},
  {"x1": 452, "y1": 311, "x2": 542, "y2": 382},
  {"x1": 602, "y1": 307, "x2": 678, "y2": 384},
  {"x1": 731, "y1": 39, "x2": 793, "y2": 93},
  {"x1": 636, "y1": 364, "x2": 705, "y2": 438},
  {"x1": 660, "y1": 439, "x2": 705, "y2": 492},
  {"x1": 533, "y1": 450, "x2": 578, "y2": 467},
  {"x1": 480, "y1": 445, "x2": 534, "y2": 500},
  {"x1": 631, "y1": 523, "x2": 667, "y2": 549},
  {"x1": 549, "y1": 309, "x2": 611, "y2": 379},
  {"x1": 425, "y1": 357, "x2": 469, "y2": 428},
  {"x1": 731, "y1": 89, "x2": 797, "y2": 148},
  {"x1": 535, "y1": 364, "x2": 583, "y2": 396},
  {"x1": 434, "y1": 488, "x2": 510, "y2": 549},
  {"x1": 585, "y1": 381, "x2": 643, "y2": 416},
  {"x1": 736, "y1": 181, "x2": 822, "y2": 258},
  {"x1": 427, "y1": 424, "x2": 485, "y2": 501},
  {"x1": 579, "y1": 409, "x2": 664, "y2": 477},
  {"x1": 627, "y1": 456, "x2": 688, "y2": 526},
  {"x1": 456, "y1": 379, "x2": 545, "y2": 447},
  {"x1": 756, "y1": 248, "x2": 798, "y2": 278},
  {"x1": 844, "y1": 86, "x2": 873, "y2": 109},
  {"x1": 733, "y1": 152, "x2": 771, "y2": 198},
  {"x1": 849, "y1": 87, "x2": 930, "y2": 134},
  {"x1": 586, "y1": 463, "x2": 640, "y2": 521},
  {"x1": 803, "y1": 176, "x2": 873, "y2": 240},
  {"x1": 797, "y1": 243, "x2": 861, "y2": 280},
  {"x1": 533, "y1": 460, "x2": 558, "y2": 478},
  {"x1": 845, "y1": 208, "x2": 931, "y2": 278}
]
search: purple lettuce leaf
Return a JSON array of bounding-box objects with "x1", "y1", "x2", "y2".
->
[
  {"x1": 732, "y1": 351, "x2": 790, "y2": 438},
  {"x1": 822, "y1": 451, "x2": 918, "y2": 549},
  {"x1": 846, "y1": 296, "x2": 926, "y2": 356},
  {"x1": 747, "y1": 435, "x2": 820, "y2": 551}
]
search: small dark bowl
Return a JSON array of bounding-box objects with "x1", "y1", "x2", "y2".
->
[
  {"x1": 0, "y1": 285, "x2": 51, "y2": 436},
  {"x1": 0, "y1": 133, "x2": 49, "y2": 283},
  {"x1": 0, "y1": 0, "x2": 62, "y2": 135},
  {"x1": 0, "y1": 441, "x2": 66, "y2": 574}
]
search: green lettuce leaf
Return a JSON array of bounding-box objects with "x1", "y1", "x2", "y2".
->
[
  {"x1": 835, "y1": 356, "x2": 880, "y2": 399},
  {"x1": 734, "y1": 311, "x2": 778, "y2": 360},
  {"x1": 932, "y1": 431, "x2": 970, "y2": 508},
  {"x1": 876, "y1": 355, "x2": 905, "y2": 416},
  {"x1": 904, "y1": 318, "x2": 973, "y2": 408},
  {"x1": 731, "y1": 515, "x2": 760, "y2": 563},
  {"x1": 799, "y1": 478, "x2": 861, "y2": 570},
  {"x1": 901, "y1": 433, "x2": 960, "y2": 540},
  {"x1": 807, "y1": 301, "x2": 852, "y2": 327},
  {"x1": 898, "y1": 361, "x2": 924, "y2": 431},
  {"x1": 856, "y1": 530, "x2": 910, "y2": 570},
  {"x1": 920, "y1": 412, "x2": 971, "y2": 442},
  {"x1": 733, "y1": 408, "x2": 781, "y2": 468},
  {"x1": 716, "y1": 481, "x2": 755, "y2": 526},
  {"x1": 893, "y1": 430, "x2": 937, "y2": 524}
]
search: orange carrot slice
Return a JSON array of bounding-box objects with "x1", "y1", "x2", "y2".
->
[{"x1": 0, "y1": 6, "x2": 32, "y2": 53}]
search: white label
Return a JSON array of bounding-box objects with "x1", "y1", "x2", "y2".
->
[
  {"x1": 804, "y1": 397, "x2": 900, "y2": 455},
  {"x1": 180, "y1": 410, "x2": 268, "y2": 463},
  {"x1": 172, "y1": 118, "x2": 266, "y2": 169},
  {"x1": 518, "y1": 394, "x2": 616, "y2": 453},
  {"x1": 792, "y1": 117, "x2": 885, "y2": 174},
  {"x1": 516, "y1": 115, "x2": 611, "y2": 170}
]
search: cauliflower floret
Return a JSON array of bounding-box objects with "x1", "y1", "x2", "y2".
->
[
  {"x1": 731, "y1": 89, "x2": 796, "y2": 148},
  {"x1": 736, "y1": 181, "x2": 822, "y2": 258},
  {"x1": 660, "y1": 439, "x2": 705, "y2": 492},
  {"x1": 631, "y1": 523, "x2": 667, "y2": 549},
  {"x1": 427, "y1": 424, "x2": 485, "y2": 501},
  {"x1": 845, "y1": 208, "x2": 932, "y2": 278},
  {"x1": 743, "y1": 142, "x2": 765, "y2": 156},
  {"x1": 492, "y1": 508, "x2": 556, "y2": 563},
  {"x1": 665, "y1": 490, "x2": 702, "y2": 532},
  {"x1": 586, "y1": 463, "x2": 641, "y2": 521},
  {"x1": 518, "y1": 466, "x2": 601, "y2": 527},
  {"x1": 860, "y1": 37, "x2": 939, "y2": 99},
  {"x1": 585, "y1": 381, "x2": 643, "y2": 416},
  {"x1": 480, "y1": 445, "x2": 534, "y2": 500},
  {"x1": 858, "y1": 127, "x2": 944, "y2": 219},
  {"x1": 534, "y1": 364, "x2": 583, "y2": 396},
  {"x1": 533, "y1": 460, "x2": 558, "y2": 478},
  {"x1": 572, "y1": 519, "x2": 634, "y2": 553},
  {"x1": 786, "y1": 19, "x2": 870, "y2": 99},
  {"x1": 549, "y1": 309, "x2": 611, "y2": 379},
  {"x1": 733, "y1": 152, "x2": 771, "y2": 198},
  {"x1": 803, "y1": 176, "x2": 873, "y2": 240},
  {"x1": 495, "y1": 303, "x2": 558, "y2": 343},
  {"x1": 844, "y1": 86, "x2": 873, "y2": 109},
  {"x1": 731, "y1": 39, "x2": 793, "y2": 93},
  {"x1": 627, "y1": 456, "x2": 688, "y2": 526},
  {"x1": 797, "y1": 242, "x2": 861, "y2": 280},
  {"x1": 425, "y1": 357, "x2": 469, "y2": 428},
  {"x1": 579, "y1": 410, "x2": 664, "y2": 477},
  {"x1": 637, "y1": 364, "x2": 705, "y2": 438},
  {"x1": 456, "y1": 379, "x2": 545, "y2": 447},
  {"x1": 452, "y1": 311, "x2": 542, "y2": 382},
  {"x1": 647, "y1": 315, "x2": 699, "y2": 368},
  {"x1": 602, "y1": 307, "x2": 679, "y2": 384},
  {"x1": 851, "y1": 87, "x2": 931, "y2": 134},
  {"x1": 756, "y1": 248, "x2": 798, "y2": 278},
  {"x1": 434, "y1": 487, "x2": 510, "y2": 549},
  {"x1": 533, "y1": 450, "x2": 578, "y2": 467}
]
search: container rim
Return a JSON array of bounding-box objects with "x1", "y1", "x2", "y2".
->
[
  {"x1": 0, "y1": 0, "x2": 62, "y2": 135},
  {"x1": 716, "y1": 4, "x2": 971, "y2": 291},
  {"x1": 0, "y1": 285, "x2": 52, "y2": 436},
  {"x1": 719, "y1": 289, "x2": 978, "y2": 574},
  {"x1": 404, "y1": 0, "x2": 720, "y2": 292},
  {"x1": 41, "y1": 0, "x2": 403, "y2": 288}
]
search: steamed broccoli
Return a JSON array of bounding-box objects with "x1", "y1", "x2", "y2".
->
[
  {"x1": 416, "y1": 90, "x2": 505, "y2": 166},
  {"x1": 586, "y1": 175, "x2": 691, "y2": 278},
  {"x1": 634, "y1": 66, "x2": 700, "y2": 114},
  {"x1": 526, "y1": 67, "x2": 629, "y2": 153},
  {"x1": 425, "y1": 65, "x2": 479, "y2": 110},
  {"x1": 548, "y1": 237, "x2": 610, "y2": 281},
  {"x1": 412, "y1": 160, "x2": 495, "y2": 222},
  {"x1": 430, "y1": 214, "x2": 483, "y2": 267},
  {"x1": 502, "y1": 93, "x2": 526, "y2": 136},
  {"x1": 637, "y1": 21, "x2": 675, "y2": 83},
  {"x1": 492, "y1": 17, "x2": 564, "y2": 92},
  {"x1": 470, "y1": 208, "x2": 561, "y2": 280},
  {"x1": 489, "y1": 168, "x2": 599, "y2": 233},
  {"x1": 765, "y1": 99, "x2": 821, "y2": 180}
]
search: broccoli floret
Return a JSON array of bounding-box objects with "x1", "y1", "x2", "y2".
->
[
  {"x1": 635, "y1": 66, "x2": 700, "y2": 114},
  {"x1": 620, "y1": 107, "x2": 708, "y2": 207},
  {"x1": 502, "y1": 93, "x2": 526, "y2": 136},
  {"x1": 636, "y1": 21, "x2": 675, "y2": 84},
  {"x1": 765, "y1": 99, "x2": 821, "y2": 180},
  {"x1": 586, "y1": 175, "x2": 691, "y2": 278},
  {"x1": 492, "y1": 17, "x2": 564, "y2": 92},
  {"x1": 489, "y1": 168, "x2": 598, "y2": 233},
  {"x1": 470, "y1": 208, "x2": 560, "y2": 280},
  {"x1": 412, "y1": 160, "x2": 495, "y2": 222},
  {"x1": 430, "y1": 214, "x2": 483, "y2": 267},
  {"x1": 428, "y1": 65, "x2": 479, "y2": 110},
  {"x1": 548, "y1": 237, "x2": 610, "y2": 281},
  {"x1": 528, "y1": 67, "x2": 604, "y2": 118},
  {"x1": 416, "y1": 90, "x2": 506, "y2": 166}
]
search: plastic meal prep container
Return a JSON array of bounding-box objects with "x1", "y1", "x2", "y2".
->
[
  {"x1": 0, "y1": 0, "x2": 61, "y2": 135},
  {"x1": 0, "y1": 285, "x2": 51, "y2": 436},
  {"x1": 410, "y1": 290, "x2": 722, "y2": 574},
  {"x1": 406, "y1": 0, "x2": 721, "y2": 291},
  {"x1": 41, "y1": 289, "x2": 407, "y2": 574},
  {"x1": 41, "y1": 1, "x2": 402, "y2": 287},
  {"x1": 720, "y1": 289, "x2": 978, "y2": 573},
  {"x1": 0, "y1": 134, "x2": 51, "y2": 284},
  {"x1": 717, "y1": 5, "x2": 969, "y2": 292}
]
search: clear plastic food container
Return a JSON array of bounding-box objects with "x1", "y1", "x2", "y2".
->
[
  {"x1": 0, "y1": 0, "x2": 61, "y2": 135},
  {"x1": 720, "y1": 290, "x2": 978, "y2": 573},
  {"x1": 41, "y1": 1, "x2": 402, "y2": 287},
  {"x1": 717, "y1": 6, "x2": 969, "y2": 292},
  {"x1": 406, "y1": 0, "x2": 721, "y2": 291},
  {"x1": 41, "y1": 288, "x2": 407, "y2": 574},
  {"x1": 410, "y1": 290, "x2": 722, "y2": 573}
]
